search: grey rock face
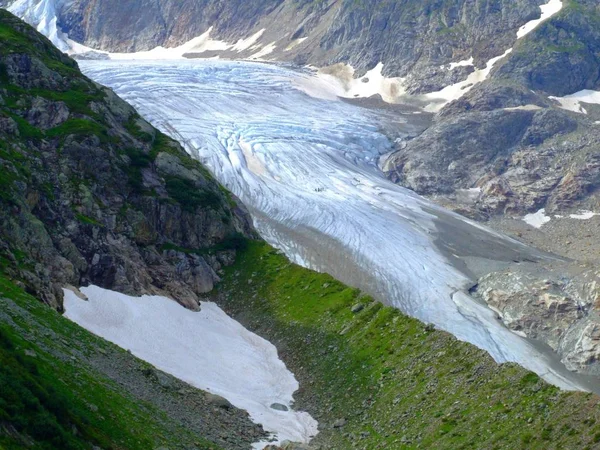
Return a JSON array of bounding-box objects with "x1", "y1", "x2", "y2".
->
[
  {"x1": 31, "y1": 0, "x2": 542, "y2": 88},
  {"x1": 385, "y1": 1, "x2": 600, "y2": 218},
  {"x1": 475, "y1": 264, "x2": 600, "y2": 375},
  {"x1": 0, "y1": 11, "x2": 255, "y2": 311}
]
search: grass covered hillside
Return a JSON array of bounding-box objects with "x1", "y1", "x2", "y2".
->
[{"x1": 217, "y1": 242, "x2": 600, "y2": 450}]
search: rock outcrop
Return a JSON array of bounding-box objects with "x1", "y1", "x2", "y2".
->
[
  {"x1": 385, "y1": 1, "x2": 600, "y2": 217},
  {"x1": 475, "y1": 264, "x2": 600, "y2": 374},
  {"x1": 0, "y1": 9, "x2": 254, "y2": 311}
]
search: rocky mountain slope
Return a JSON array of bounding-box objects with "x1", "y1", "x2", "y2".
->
[
  {"x1": 385, "y1": 0, "x2": 600, "y2": 219},
  {"x1": 0, "y1": 8, "x2": 253, "y2": 312},
  {"x1": 0, "y1": 9, "x2": 265, "y2": 449},
  {"x1": 0, "y1": 0, "x2": 558, "y2": 88}
]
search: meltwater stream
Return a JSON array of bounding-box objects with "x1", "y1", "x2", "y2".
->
[{"x1": 81, "y1": 59, "x2": 591, "y2": 392}]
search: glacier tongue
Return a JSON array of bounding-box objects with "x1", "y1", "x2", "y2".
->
[{"x1": 80, "y1": 59, "x2": 591, "y2": 392}]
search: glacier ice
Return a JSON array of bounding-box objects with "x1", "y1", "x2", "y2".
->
[{"x1": 80, "y1": 59, "x2": 594, "y2": 392}]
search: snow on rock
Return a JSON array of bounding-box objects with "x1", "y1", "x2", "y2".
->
[
  {"x1": 63, "y1": 285, "x2": 318, "y2": 449},
  {"x1": 549, "y1": 90, "x2": 600, "y2": 114},
  {"x1": 312, "y1": 62, "x2": 406, "y2": 103},
  {"x1": 423, "y1": 49, "x2": 513, "y2": 112},
  {"x1": 232, "y1": 29, "x2": 266, "y2": 52},
  {"x1": 441, "y1": 57, "x2": 474, "y2": 71},
  {"x1": 285, "y1": 37, "x2": 307, "y2": 51},
  {"x1": 249, "y1": 42, "x2": 277, "y2": 60},
  {"x1": 517, "y1": 0, "x2": 564, "y2": 39},
  {"x1": 81, "y1": 59, "x2": 590, "y2": 392},
  {"x1": 109, "y1": 27, "x2": 232, "y2": 60},
  {"x1": 523, "y1": 208, "x2": 552, "y2": 228},
  {"x1": 423, "y1": 0, "x2": 563, "y2": 112},
  {"x1": 569, "y1": 211, "x2": 599, "y2": 220}
]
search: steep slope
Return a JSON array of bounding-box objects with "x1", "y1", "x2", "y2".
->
[
  {"x1": 0, "y1": 9, "x2": 267, "y2": 449},
  {"x1": 385, "y1": 0, "x2": 600, "y2": 218},
  {"x1": 3, "y1": 8, "x2": 600, "y2": 450},
  {"x1": 218, "y1": 241, "x2": 600, "y2": 449},
  {"x1": 2, "y1": 0, "x2": 549, "y2": 88},
  {"x1": 0, "y1": 9, "x2": 253, "y2": 312}
]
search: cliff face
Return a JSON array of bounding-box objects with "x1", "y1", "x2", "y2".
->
[
  {"x1": 385, "y1": 0, "x2": 600, "y2": 218},
  {"x1": 5, "y1": 0, "x2": 543, "y2": 87},
  {"x1": 0, "y1": 9, "x2": 254, "y2": 311}
]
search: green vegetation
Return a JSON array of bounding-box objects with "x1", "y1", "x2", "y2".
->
[
  {"x1": 165, "y1": 176, "x2": 223, "y2": 212},
  {"x1": 46, "y1": 119, "x2": 109, "y2": 142},
  {"x1": 0, "y1": 275, "x2": 222, "y2": 450},
  {"x1": 0, "y1": 9, "x2": 79, "y2": 78},
  {"x1": 218, "y1": 241, "x2": 600, "y2": 449}
]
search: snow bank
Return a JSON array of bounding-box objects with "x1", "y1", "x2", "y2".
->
[
  {"x1": 441, "y1": 57, "x2": 474, "y2": 71},
  {"x1": 249, "y1": 42, "x2": 277, "y2": 60},
  {"x1": 549, "y1": 90, "x2": 600, "y2": 114},
  {"x1": 309, "y1": 62, "x2": 406, "y2": 103},
  {"x1": 423, "y1": 49, "x2": 513, "y2": 112},
  {"x1": 523, "y1": 208, "x2": 552, "y2": 228},
  {"x1": 570, "y1": 211, "x2": 599, "y2": 220},
  {"x1": 63, "y1": 285, "x2": 318, "y2": 449},
  {"x1": 517, "y1": 0, "x2": 563, "y2": 39}
]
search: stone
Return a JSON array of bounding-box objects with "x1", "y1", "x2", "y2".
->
[
  {"x1": 351, "y1": 303, "x2": 365, "y2": 313},
  {"x1": 270, "y1": 403, "x2": 289, "y2": 412},
  {"x1": 333, "y1": 418, "x2": 346, "y2": 428},
  {"x1": 206, "y1": 393, "x2": 233, "y2": 409}
]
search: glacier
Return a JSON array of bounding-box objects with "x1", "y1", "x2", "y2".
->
[{"x1": 80, "y1": 59, "x2": 595, "y2": 392}]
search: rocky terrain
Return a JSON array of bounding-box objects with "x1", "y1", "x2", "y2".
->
[
  {"x1": 385, "y1": 0, "x2": 600, "y2": 219},
  {"x1": 0, "y1": 9, "x2": 266, "y2": 449},
  {"x1": 0, "y1": 0, "x2": 553, "y2": 88},
  {"x1": 0, "y1": 9, "x2": 254, "y2": 312}
]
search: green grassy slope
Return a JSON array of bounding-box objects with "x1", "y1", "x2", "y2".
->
[
  {"x1": 217, "y1": 242, "x2": 600, "y2": 449},
  {"x1": 0, "y1": 275, "x2": 223, "y2": 450}
]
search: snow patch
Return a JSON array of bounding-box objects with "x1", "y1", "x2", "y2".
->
[
  {"x1": 249, "y1": 42, "x2": 277, "y2": 60},
  {"x1": 517, "y1": 0, "x2": 564, "y2": 39},
  {"x1": 503, "y1": 104, "x2": 543, "y2": 111},
  {"x1": 233, "y1": 29, "x2": 266, "y2": 52},
  {"x1": 549, "y1": 90, "x2": 600, "y2": 114},
  {"x1": 523, "y1": 208, "x2": 552, "y2": 228},
  {"x1": 423, "y1": 49, "x2": 512, "y2": 112},
  {"x1": 441, "y1": 57, "x2": 474, "y2": 70},
  {"x1": 569, "y1": 211, "x2": 599, "y2": 220},
  {"x1": 285, "y1": 37, "x2": 308, "y2": 51},
  {"x1": 311, "y1": 62, "x2": 406, "y2": 103},
  {"x1": 63, "y1": 285, "x2": 318, "y2": 449}
]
